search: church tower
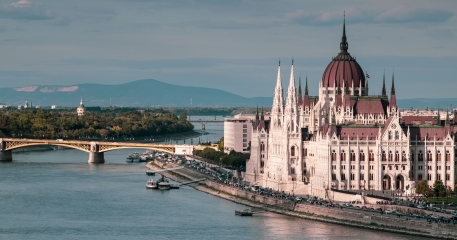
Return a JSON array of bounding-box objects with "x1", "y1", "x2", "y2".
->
[{"x1": 284, "y1": 59, "x2": 298, "y2": 133}]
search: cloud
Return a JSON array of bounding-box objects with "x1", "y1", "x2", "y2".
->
[
  {"x1": 10, "y1": 0, "x2": 31, "y2": 7},
  {"x1": 375, "y1": 6, "x2": 454, "y2": 23},
  {"x1": 0, "y1": 0, "x2": 53, "y2": 20},
  {"x1": 285, "y1": 7, "x2": 454, "y2": 26}
]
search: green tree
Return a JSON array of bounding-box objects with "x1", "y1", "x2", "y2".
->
[
  {"x1": 433, "y1": 180, "x2": 446, "y2": 197},
  {"x1": 218, "y1": 137, "x2": 224, "y2": 151},
  {"x1": 415, "y1": 179, "x2": 428, "y2": 196}
]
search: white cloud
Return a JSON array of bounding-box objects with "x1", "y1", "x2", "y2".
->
[{"x1": 10, "y1": 0, "x2": 31, "y2": 8}]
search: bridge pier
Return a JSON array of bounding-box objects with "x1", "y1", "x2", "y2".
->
[
  {"x1": 88, "y1": 152, "x2": 105, "y2": 164},
  {"x1": 202, "y1": 124, "x2": 205, "y2": 130},
  {"x1": 0, "y1": 150, "x2": 12, "y2": 162}
]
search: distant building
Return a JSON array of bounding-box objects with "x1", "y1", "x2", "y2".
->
[
  {"x1": 51, "y1": 105, "x2": 57, "y2": 109},
  {"x1": 77, "y1": 98, "x2": 86, "y2": 116},
  {"x1": 224, "y1": 113, "x2": 270, "y2": 154}
]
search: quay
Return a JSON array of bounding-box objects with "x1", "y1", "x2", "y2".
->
[{"x1": 146, "y1": 160, "x2": 457, "y2": 239}]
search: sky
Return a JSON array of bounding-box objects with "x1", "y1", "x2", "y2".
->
[{"x1": 0, "y1": 0, "x2": 456, "y2": 99}]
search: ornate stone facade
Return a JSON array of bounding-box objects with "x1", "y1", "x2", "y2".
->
[{"x1": 246, "y1": 21, "x2": 456, "y2": 199}]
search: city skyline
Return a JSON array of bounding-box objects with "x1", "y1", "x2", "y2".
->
[{"x1": 0, "y1": 0, "x2": 456, "y2": 99}]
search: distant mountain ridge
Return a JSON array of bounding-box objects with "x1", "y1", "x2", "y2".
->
[
  {"x1": 0, "y1": 79, "x2": 272, "y2": 107},
  {"x1": 0, "y1": 79, "x2": 455, "y2": 108}
]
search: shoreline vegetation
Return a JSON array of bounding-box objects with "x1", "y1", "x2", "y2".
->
[
  {"x1": 146, "y1": 162, "x2": 454, "y2": 239},
  {"x1": 0, "y1": 108, "x2": 194, "y2": 140}
]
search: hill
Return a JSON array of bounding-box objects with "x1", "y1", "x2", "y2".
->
[
  {"x1": 0, "y1": 79, "x2": 272, "y2": 107},
  {"x1": 1, "y1": 79, "x2": 456, "y2": 108}
]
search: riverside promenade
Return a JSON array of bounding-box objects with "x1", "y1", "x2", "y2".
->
[{"x1": 146, "y1": 161, "x2": 457, "y2": 239}]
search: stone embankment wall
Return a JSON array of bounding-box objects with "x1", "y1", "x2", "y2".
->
[{"x1": 204, "y1": 181, "x2": 457, "y2": 239}]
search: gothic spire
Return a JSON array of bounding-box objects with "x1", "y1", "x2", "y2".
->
[
  {"x1": 340, "y1": 12, "x2": 348, "y2": 53},
  {"x1": 298, "y1": 76, "x2": 302, "y2": 97},
  {"x1": 261, "y1": 105, "x2": 264, "y2": 120},
  {"x1": 381, "y1": 70, "x2": 386, "y2": 98},
  {"x1": 305, "y1": 75, "x2": 309, "y2": 96},
  {"x1": 391, "y1": 71, "x2": 396, "y2": 95},
  {"x1": 256, "y1": 105, "x2": 259, "y2": 120}
]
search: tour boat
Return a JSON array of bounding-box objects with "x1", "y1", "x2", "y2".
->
[
  {"x1": 146, "y1": 178, "x2": 158, "y2": 189},
  {"x1": 158, "y1": 181, "x2": 171, "y2": 190}
]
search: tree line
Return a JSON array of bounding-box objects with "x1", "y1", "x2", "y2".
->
[
  {"x1": 0, "y1": 108, "x2": 194, "y2": 140},
  {"x1": 194, "y1": 147, "x2": 249, "y2": 170},
  {"x1": 415, "y1": 179, "x2": 456, "y2": 198}
]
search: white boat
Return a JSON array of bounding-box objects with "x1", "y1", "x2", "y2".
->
[
  {"x1": 146, "y1": 170, "x2": 156, "y2": 176},
  {"x1": 157, "y1": 175, "x2": 171, "y2": 190},
  {"x1": 146, "y1": 178, "x2": 158, "y2": 189},
  {"x1": 127, "y1": 152, "x2": 141, "y2": 162},
  {"x1": 158, "y1": 181, "x2": 171, "y2": 190}
]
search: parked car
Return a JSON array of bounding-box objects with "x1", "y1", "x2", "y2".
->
[
  {"x1": 354, "y1": 206, "x2": 361, "y2": 210},
  {"x1": 451, "y1": 211, "x2": 457, "y2": 216},
  {"x1": 375, "y1": 208, "x2": 383, "y2": 213},
  {"x1": 361, "y1": 206, "x2": 368, "y2": 211},
  {"x1": 384, "y1": 209, "x2": 392, "y2": 214},
  {"x1": 448, "y1": 202, "x2": 457, "y2": 207},
  {"x1": 368, "y1": 208, "x2": 375, "y2": 212},
  {"x1": 394, "y1": 210, "x2": 403, "y2": 216}
]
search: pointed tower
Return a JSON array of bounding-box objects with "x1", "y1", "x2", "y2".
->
[
  {"x1": 77, "y1": 97, "x2": 86, "y2": 116},
  {"x1": 284, "y1": 59, "x2": 298, "y2": 133},
  {"x1": 271, "y1": 60, "x2": 284, "y2": 128},
  {"x1": 297, "y1": 76, "x2": 303, "y2": 106},
  {"x1": 381, "y1": 70, "x2": 387, "y2": 99},
  {"x1": 389, "y1": 72, "x2": 397, "y2": 116}
]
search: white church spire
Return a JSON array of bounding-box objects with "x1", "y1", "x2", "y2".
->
[
  {"x1": 284, "y1": 59, "x2": 298, "y2": 132},
  {"x1": 271, "y1": 60, "x2": 284, "y2": 127}
]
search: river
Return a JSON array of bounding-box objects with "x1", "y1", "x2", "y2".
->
[{"x1": 0, "y1": 116, "x2": 425, "y2": 239}]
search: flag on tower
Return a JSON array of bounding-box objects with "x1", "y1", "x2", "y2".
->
[{"x1": 366, "y1": 71, "x2": 370, "y2": 78}]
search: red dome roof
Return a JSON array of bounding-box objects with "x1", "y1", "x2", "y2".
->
[
  {"x1": 321, "y1": 21, "x2": 366, "y2": 89},
  {"x1": 321, "y1": 54, "x2": 365, "y2": 88}
]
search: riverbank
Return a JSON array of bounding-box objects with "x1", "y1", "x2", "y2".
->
[{"x1": 145, "y1": 162, "x2": 456, "y2": 239}]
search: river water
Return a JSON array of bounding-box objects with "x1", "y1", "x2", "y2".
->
[{"x1": 0, "y1": 117, "x2": 423, "y2": 239}]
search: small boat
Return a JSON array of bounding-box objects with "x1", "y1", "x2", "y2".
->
[
  {"x1": 127, "y1": 153, "x2": 141, "y2": 162},
  {"x1": 146, "y1": 178, "x2": 158, "y2": 189},
  {"x1": 157, "y1": 174, "x2": 171, "y2": 190},
  {"x1": 170, "y1": 184, "x2": 180, "y2": 189},
  {"x1": 146, "y1": 170, "x2": 156, "y2": 176},
  {"x1": 158, "y1": 181, "x2": 171, "y2": 190},
  {"x1": 235, "y1": 209, "x2": 253, "y2": 216}
]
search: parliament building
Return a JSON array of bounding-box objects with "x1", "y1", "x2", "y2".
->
[{"x1": 245, "y1": 21, "x2": 457, "y2": 198}]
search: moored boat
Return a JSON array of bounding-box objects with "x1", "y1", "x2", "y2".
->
[
  {"x1": 170, "y1": 184, "x2": 180, "y2": 189},
  {"x1": 146, "y1": 178, "x2": 158, "y2": 189},
  {"x1": 235, "y1": 209, "x2": 253, "y2": 216},
  {"x1": 146, "y1": 170, "x2": 155, "y2": 176},
  {"x1": 158, "y1": 181, "x2": 171, "y2": 190}
]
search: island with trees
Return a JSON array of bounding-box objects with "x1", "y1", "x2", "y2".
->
[{"x1": 0, "y1": 108, "x2": 195, "y2": 140}]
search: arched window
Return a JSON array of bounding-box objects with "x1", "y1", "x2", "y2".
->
[
  {"x1": 341, "y1": 150, "x2": 346, "y2": 161},
  {"x1": 388, "y1": 151, "x2": 393, "y2": 161},
  {"x1": 437, "y1": 151, "x2": 441, "y2": 162},
  {"x1": 260, "y1": 142, "x2": 265, "y2": 151},
  {"x1": 395, "y1": 131, "x2": 399, "y2": 140},
  {"x1": 388, "y1": 131, "x2": 392, "y2": 140},
  {"x1": 331, "y1": 150, "x2": 337, "y2": 161},
  {"x1": 446, "y1": 151, "x2": 451, "y2": 162},
  {"x1": 395, "y1": 151, "x2": 399, "y2": 162},
  {"x1": 369, "y1": 150, "x2": 374, "y2": 161},
  {"x1": 418, "y1": 150, "x2": 423, "y2": 161},
  {"x1": 382, "y1": 151, "x2": 386, "y2": 161},
  {"x1": 360, "y1": 150, "x2": 365, "y2": 161},
  {"x1": 427, "y1": 150, "x2": 432, "y2": 162},
  {"x1": 402, "y1": 151, "x2": 406, "y2": 161},
  {"x1": 410, "y1": 151, "x2": 415, "y2": 161},
  {"x1": 351, "y1": 150, "x2": 356, "y2": 161},
  {"x1": 291, "y1": 146, "x2": 295, "y2": 156}
]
